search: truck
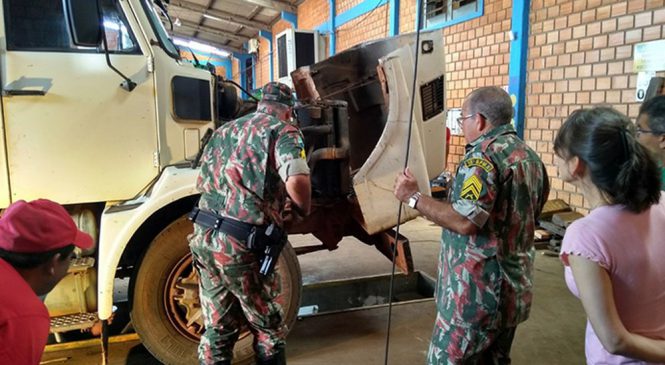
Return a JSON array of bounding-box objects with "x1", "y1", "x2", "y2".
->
[{"x1": 0, "y1": 0, "x2": 447, "y2": 363}]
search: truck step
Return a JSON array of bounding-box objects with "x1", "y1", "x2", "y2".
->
[{"x1": 50, "y1": 312, "x2": 98, "y2": 333}]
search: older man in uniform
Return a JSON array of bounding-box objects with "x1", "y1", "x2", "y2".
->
[
  {"x1": 188, "y1": 82, "x2": 311, "y2": 365},
  {"x1": 394, "y1": 86, "x2": 549, "y2": 364}
]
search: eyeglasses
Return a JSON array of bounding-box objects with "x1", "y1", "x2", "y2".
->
[
  {"x1": 635, "y1": 127, "x2": 664, "y2": 137},
  {"x1": 456, "y1": 114, "x2": 475, "y2": 127}
]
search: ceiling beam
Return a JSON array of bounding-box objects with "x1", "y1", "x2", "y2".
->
[
  {"x1": 247, "y1": 6, "x2": 263, "y2": 20},
  {"x1": 242, "y1": 0, "x2": 296, "y2": 12},
  {"x1": 170, "y1": 1, "x2": 270, "y2": 32},
  {"x1": 171, "y1": 32, "x2": 243, "y2": 54},
  {"x1": 178, "y1": 21, "x2": 251, "y2": 43}
]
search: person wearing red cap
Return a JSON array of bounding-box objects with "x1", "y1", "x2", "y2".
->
[{"x1": 0, "y1": 199, "x2": 93, "y2": 365}]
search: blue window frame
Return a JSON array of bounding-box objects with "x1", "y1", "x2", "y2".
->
[{"x1": 423, "y1": 0, "x2": 484, "y2": 30}]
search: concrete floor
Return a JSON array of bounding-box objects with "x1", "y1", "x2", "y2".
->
[{"x1": 41, "y1": 217, "x2": 587, "y2": 364}]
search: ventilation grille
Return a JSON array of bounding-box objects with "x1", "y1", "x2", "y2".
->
[{"x1": 420, "y1": 76, "x2": 445, "y2": 121}]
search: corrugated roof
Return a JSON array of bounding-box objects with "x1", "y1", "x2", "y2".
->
[{"x1": 165, "y1": 0, "x2": 300, "y2": 54}]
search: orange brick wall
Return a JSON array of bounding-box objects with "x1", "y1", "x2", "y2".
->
[
  {"x1": 232, "y1": 58, "x2": 240, "y2": 84},
  {"x1": 337, "y1": 0, "x2": 365, "y2": 14},
  {"x1": 526, "y1": 0, "x2": 665, "y2": 213},
  {"x1": 299, "y1": 0, "x2": 330, "y2": 29},
  {"x1": 441, "y1": 0, "x2": 513, "y2": 170},
  {"x1": 335, "y1": 4, "x2": 390, "y2": 51},
  {"x1": 399, "y1": 0, "x2": 417, "y2": 34},
  {"x1": 255, "y1": 38, "x2": 270, "y2": 86}
]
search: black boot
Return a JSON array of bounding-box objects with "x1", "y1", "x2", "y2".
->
[{"x1": 255, "y1": 349, "x2": 286, "y2": 365}]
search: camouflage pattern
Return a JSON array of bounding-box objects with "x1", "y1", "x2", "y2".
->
[
  {"x1": 427, "y1": 313, "x2": 516, "y2": 364},
  {"x1": 190, "y1": 235, "x2": 284, "y2": 362},
  {"x1": 196, "y1": 102, "x2": 307, "y2": 226},
  {"x1": 429, "y1": 123, "x2": 549, "y2": 364},
  {"x1": 189, "y1": 90, "x2": 308, "y2": 363},
  {"x1": 261, "y1": 81, "x2": 295, "y2": 107}
]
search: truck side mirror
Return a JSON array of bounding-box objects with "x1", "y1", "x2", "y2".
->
[{"x1": 65, "y1": 0, "x2": 102, "y2": 47}]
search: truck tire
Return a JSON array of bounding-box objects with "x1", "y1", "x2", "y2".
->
[{"x1": 131, "y1": 215, "x2": 302, "y2": 365}]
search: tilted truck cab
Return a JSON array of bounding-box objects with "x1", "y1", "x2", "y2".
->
[{"x1": 0, "y1": 1, "x2": 447, "y2": 363}]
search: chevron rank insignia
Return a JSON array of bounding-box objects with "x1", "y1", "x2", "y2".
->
[{"x1": 461, "y1": 175, "x2": 482, "y2": 201}]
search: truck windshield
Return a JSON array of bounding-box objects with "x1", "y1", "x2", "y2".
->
[{"x1": 140, "y1": 0, "x2": 180, "y2": 59}]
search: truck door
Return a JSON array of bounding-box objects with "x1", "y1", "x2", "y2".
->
[{"x1": 0, "y1": 0, "x2": 158, "y2": 205}]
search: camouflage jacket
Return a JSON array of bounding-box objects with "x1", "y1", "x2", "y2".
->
[
  {"x1": 437, "y1": 123, "x2": 549, "y2": 329},
  {"x1": 196, "y1": 103, "x2": 309, "y2": 226}
]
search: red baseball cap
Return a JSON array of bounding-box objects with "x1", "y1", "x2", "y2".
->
[{"x1": 0, "y1": 199, "x2": 93, "y2": 253}]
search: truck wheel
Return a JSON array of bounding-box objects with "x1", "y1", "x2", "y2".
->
[{"x1": 131, "y1": 215, "x2": 302, "y2": 365}]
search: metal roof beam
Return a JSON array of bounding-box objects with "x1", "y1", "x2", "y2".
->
[
  {"x1": 179, "y1": 20, "x2": 251, "y2": 43},
  {"x1": 170, "y1": 1, "x2": 270, "y2": 32},
  {"x1": 242, "y1": 0, "x2": 296, "y2": 12}
]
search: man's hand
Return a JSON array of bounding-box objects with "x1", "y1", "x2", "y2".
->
[
  {"x1": 282, "y1": 198, "x2": 304, "y2": 230},
  {"x1": 393, "y1": 167, "x2": 420, "y2": 203}
]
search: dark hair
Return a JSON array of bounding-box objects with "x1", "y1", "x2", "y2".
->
[
  {"x1": 554, "y1": 107, "x2": 661, "y2": 213},
  {"x1": 465, "y1": 86, "x2": 514, "y2": 126},
  {"x1": 639, "y1": 95, "x2": 665, "y2": 134},
  {"x1": 0, "y1": 244, "x2": 75, "y2": 269}
]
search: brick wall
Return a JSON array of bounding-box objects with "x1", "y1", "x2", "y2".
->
[
  {"x1": 232, "y1": 58, "x2": 240, "y2": 84},
  {"x1": 444, "y1": 0, "x2": 513, "y2": 170},
  {"x1": 299, "y1": 0, "x2": 330, "y2": 29},
  {"x1": 399, "y1": 0, "x2": 417, "y2": 34},
  {"x1": 526, "y1": 0, "x2": 665, "y2": 213},
  {"x1": 257, "y1": 38, "x2": 271, "y2": 86},
  {"x1": 336, "y1": 4, "x2": 389, "y2": 51},
  {"x1": 337, "y1": 0, "x2": 366, "y2": 14}
]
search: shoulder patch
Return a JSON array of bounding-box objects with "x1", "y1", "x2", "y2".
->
[
  {"x1": 461, "y1": 175, "x2": 482, "y2": 201},
  {"x1": 300, "y1": 148, "x2": 306, "y2": 160},
  {"x1": 463, "y1": 157, "x2": 494, "y2": 172}
]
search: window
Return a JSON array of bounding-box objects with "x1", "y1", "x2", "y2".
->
[
  {"x1": 245, "y1": 58, "x2": 254, "y2": 90},
  {"x1": 4, "y1": 0, "x2": 139, "y2": 53},
  {"x1": 100, "y1": 1, "x2": 140, "y2": 53},
  {"x1": 140, "y1": 0, "x2": 180, "y2": 59},
  {"x1": 424, "y1": 0, "x2": 482, "y2": 30}
]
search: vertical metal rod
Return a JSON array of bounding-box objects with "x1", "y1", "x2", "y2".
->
[
  {"x1": 383, "y1": 1, "x2": 424, "y2": 364},
  {"x1": 101, "y1": 319, "x2": 109, "y2": 365}
]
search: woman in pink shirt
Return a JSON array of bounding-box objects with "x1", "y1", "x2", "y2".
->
[{"x1": 554, "y1": 107, "x2": 665, "y2": 364}]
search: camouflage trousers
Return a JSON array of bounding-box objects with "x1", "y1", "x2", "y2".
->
[
  {"x1": 189, "y1": 228, "x2": 286, "y2": 364},
  {"x1": 427, "y1": 313, "x2": 516, "y2": 365}
]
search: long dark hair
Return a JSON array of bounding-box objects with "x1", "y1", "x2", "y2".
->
[{"x1": 554, "y1": 107, "x2": 661, "y2": 213}]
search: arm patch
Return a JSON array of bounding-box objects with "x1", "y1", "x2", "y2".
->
[
  {"x1": 461, "y1": 175, "x2": 483, "y2": 201},
  {"x1": 463, "y1": 158, "x2": 494, "y2": 172}
]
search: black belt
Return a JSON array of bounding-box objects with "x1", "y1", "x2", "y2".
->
[{"x1": 188, "y1": 207, "x2": 260, "y2": 241}]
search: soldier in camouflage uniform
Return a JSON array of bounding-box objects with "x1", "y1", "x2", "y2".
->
[
  {"x1": 394, "y1": 86, "x2": 549, "y2": 364},
  {"x1": 188, "y1": 82, "x2": 311, "y2": 365}
]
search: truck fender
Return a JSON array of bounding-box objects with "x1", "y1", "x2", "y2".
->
[{"x1": 96, "y1": 166, "x2": 199, "y2": 320}]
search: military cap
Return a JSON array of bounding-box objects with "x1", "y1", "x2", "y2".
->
[{"x1": 261, "y1": 82, "x2": 295, "y2": 107}]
